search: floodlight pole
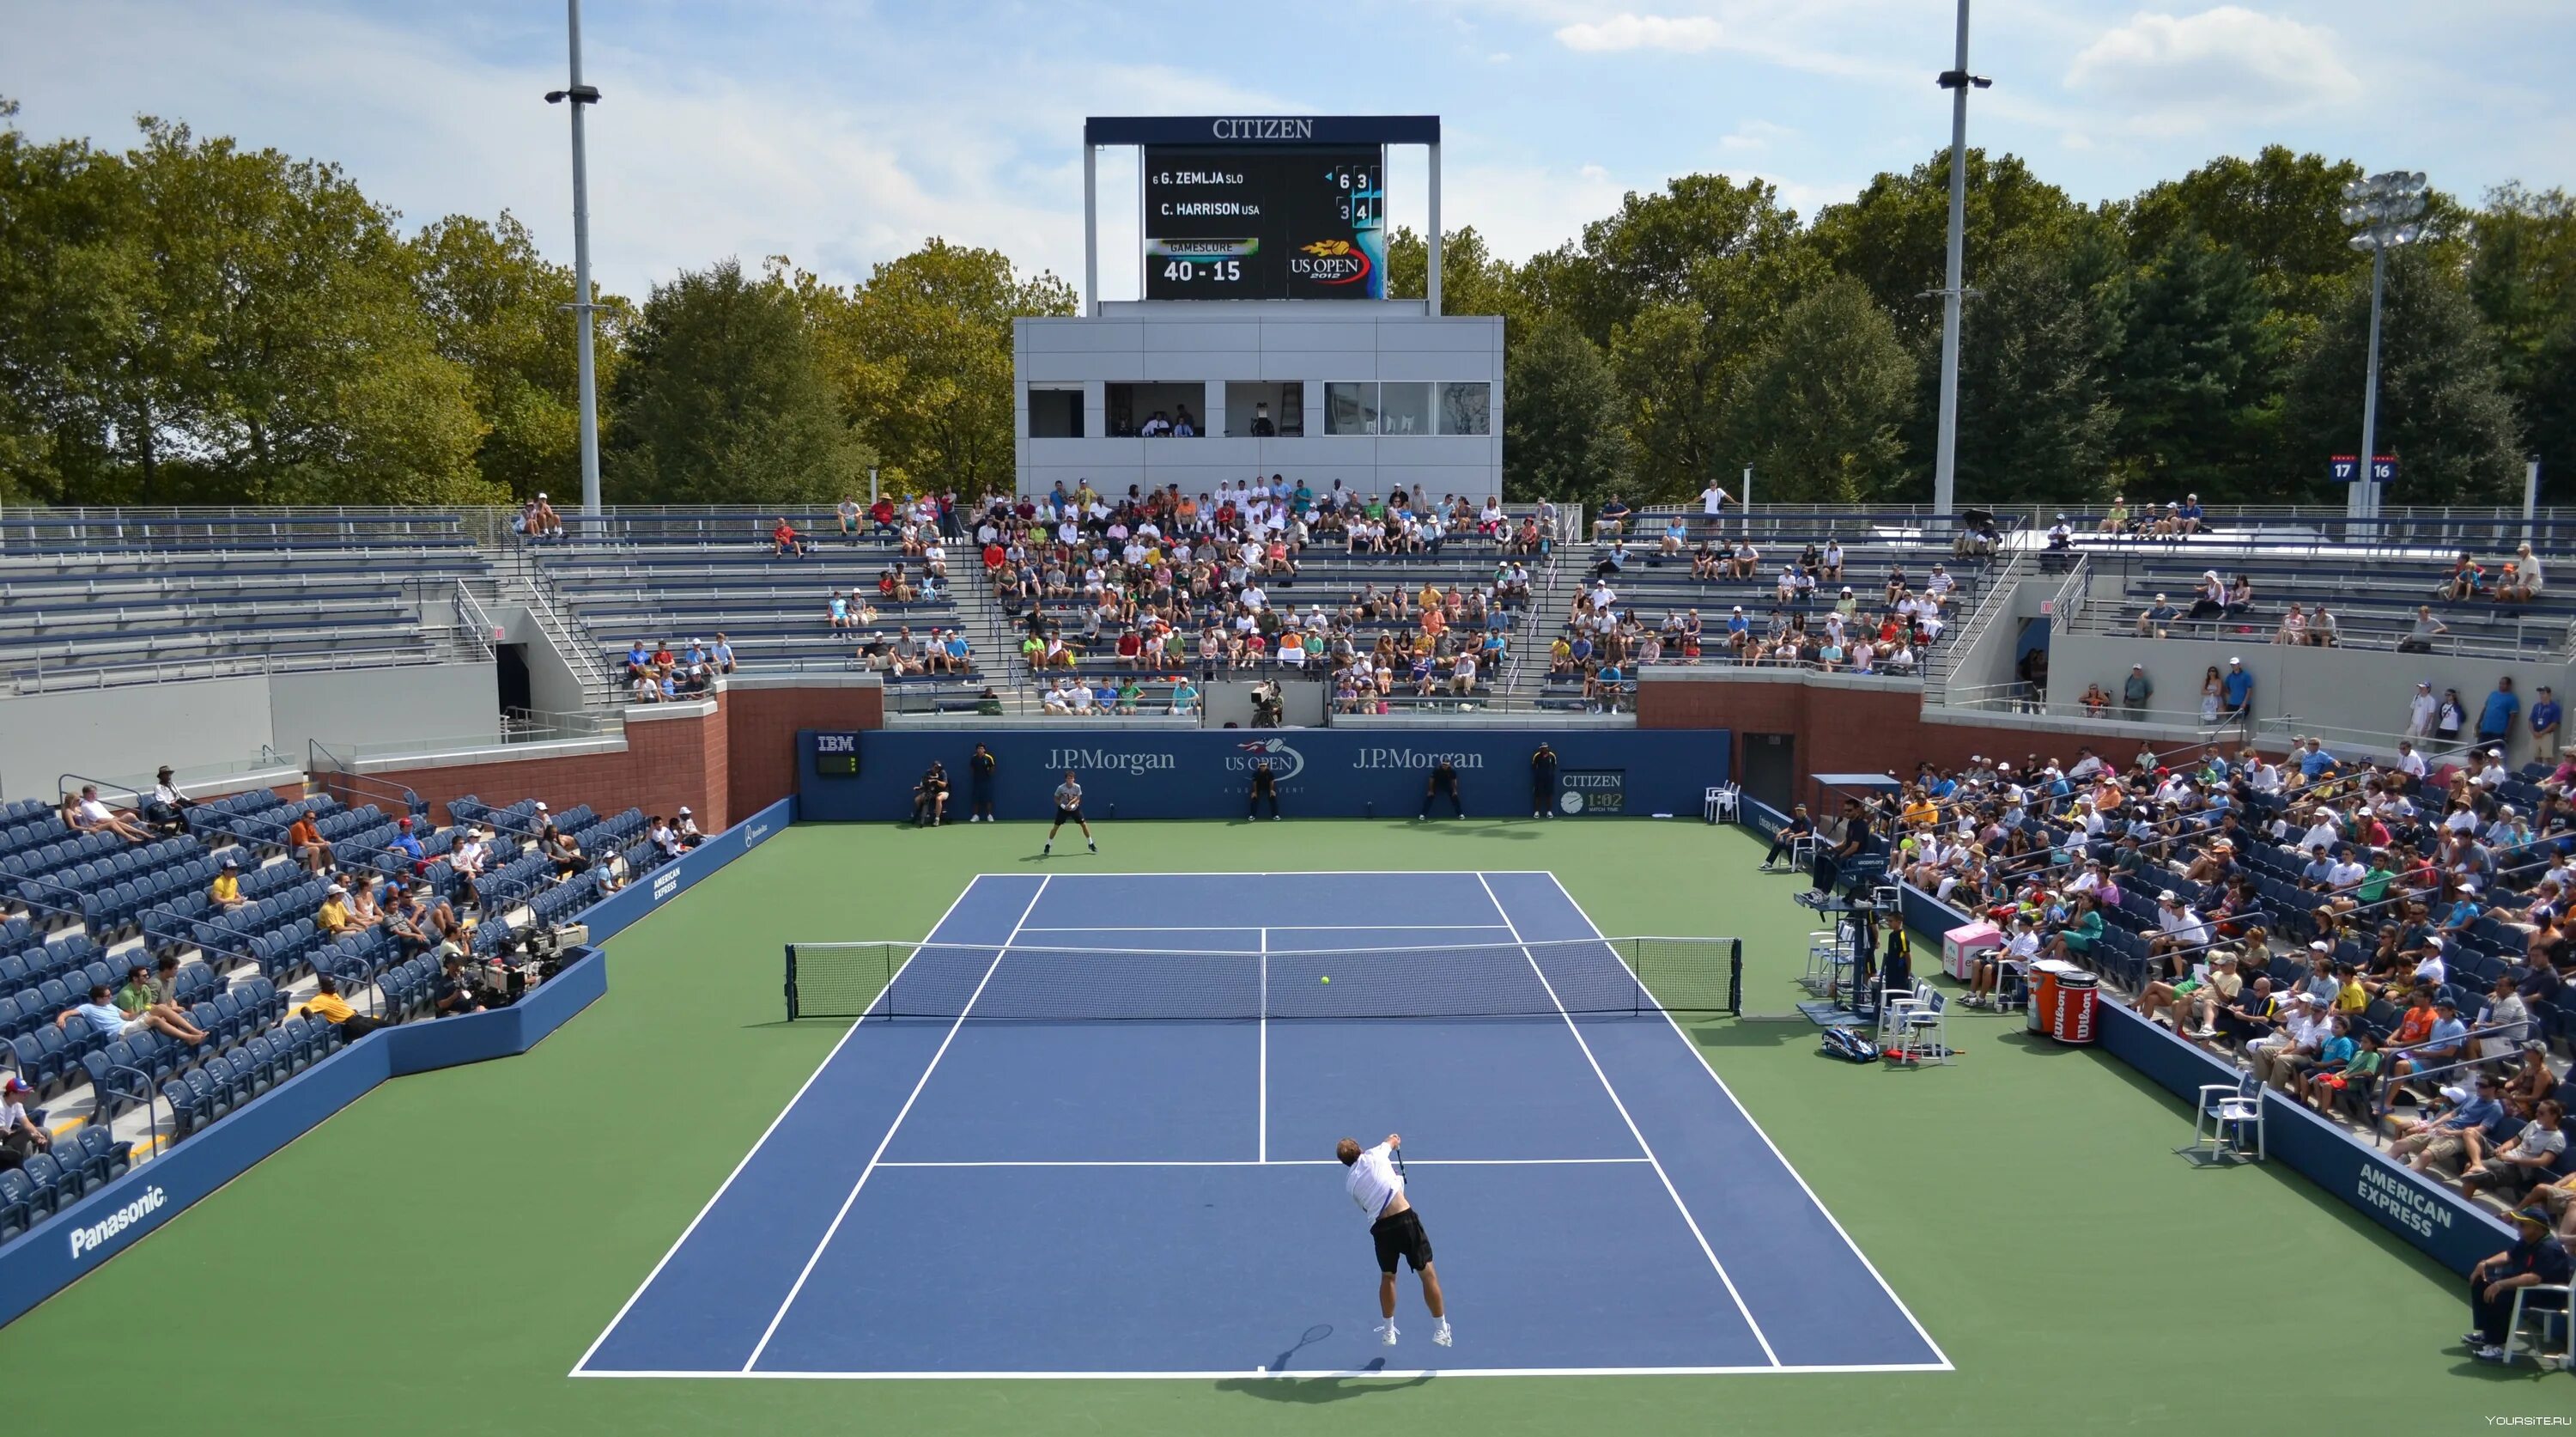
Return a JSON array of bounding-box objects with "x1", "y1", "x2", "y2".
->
[
  {"x1": 550, "y1": 0, "x2": 605, "y2": 518},
  {"x1": 2354, "y1": 242, "x2": 2389, "y2": 523},
  {"x1": 1930, "y1": 0, "x2": 1984, "y2": 519}
]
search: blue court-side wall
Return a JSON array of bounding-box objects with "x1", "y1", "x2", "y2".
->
[
  {"x1": 0, "y1": 794, "x2": 798, "y2": 1330},
  {"x1": 797, "y1": 729, "x2": 1730, "y2": 822},
  {"x1": 1883, "y1": 875, "x2": 2510, "y2": 1276}
]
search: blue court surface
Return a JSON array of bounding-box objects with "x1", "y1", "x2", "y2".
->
[{"x1": 574, "y1": 870, "x2": 1948, "y2": 1379}]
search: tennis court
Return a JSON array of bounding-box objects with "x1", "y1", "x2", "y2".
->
[{"x1": 573, "y1": 868, "x2": 1947, "y2": 1379}]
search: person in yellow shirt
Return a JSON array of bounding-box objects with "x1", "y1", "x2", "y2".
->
[
  {"x1": 1418, "y1": 581, "x2": 1442, "y2": 613},
  {"x1": 2333, "y1": 963, "x2": 2369, "y2": 1018},
  {"x1": 317, "y1": 883, "x2": 355, "y2": 938},
  {"x1": 296, "y1": 975, "x2": 385, "y2": 1038},
  {"x1": 210, "y1": 856, "x2": 245, "y2": 911}
]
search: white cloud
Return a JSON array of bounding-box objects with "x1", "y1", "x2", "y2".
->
[
  {"x1": 1716, "y1": 119, "x2": 1797, "y2": 152},
  {"x1": 1553, "y1": 14, "x2": 1726, "y2": 53},
  {"x1": 2065, "y1": 7, "x2": 2360, "y2": 134}
]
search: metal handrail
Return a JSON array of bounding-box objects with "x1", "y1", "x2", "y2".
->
[{"x1": 1923, "y1": 545, "x2": 2024, "y2": 703}]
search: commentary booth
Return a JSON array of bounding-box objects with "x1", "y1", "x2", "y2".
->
[
  {"x1": 799, "y1": 729, "x2": 1728, "y2": 822},
  {"x1": 1015, "y1": 114, "x2": 1503, "y2": 502}
]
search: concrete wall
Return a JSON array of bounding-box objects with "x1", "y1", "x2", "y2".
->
[
  {"x1": 0, "y1": 661, "x2": 495, "y2": 801},
  {"x1": 1014, "y1": 302, "x2": 1504, "y2": 499},
  {"x1": 2044, "y1": 630, "x2": 2576, "y2": 765}
]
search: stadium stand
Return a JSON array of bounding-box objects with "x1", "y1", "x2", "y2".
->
[
  {"x1": 0, "y1": 512, "x2": 498, "y2": 691},
  {"x1": 0, "y1": 767, "x2": 665, "y2": 1243}
]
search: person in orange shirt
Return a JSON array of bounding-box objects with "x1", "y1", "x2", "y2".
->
[
  {"x1": 287, "y1": 811, "x2": 333, "y2": 873},
  {"x1": 1420, "y1": 606, "x2": 1446, "y2": 641}
]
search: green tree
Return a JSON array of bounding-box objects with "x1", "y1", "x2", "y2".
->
[
  {"x1": 1536, "y1": 174, "x2": 1804, "y2": 346},
  {"x1": 807, "y1": 240, "x2": 1072, "y2": 498},
  {"x1": 1807, "y1": 149, "x2": 2090, "y2": 343},
  {"x1": 1503, "y1": 314, "x2": 1631, "y2": 508},
  {"x1": 2467, "y1": 183, "x2": 2576, "y2": 471},
  {"x1": 1949, "y1": 247, "x2": 2117, "y2": 505},
  {"x1": 410, "y1": 210, "x2": 628, "y2": 502},
  {"x1": 1386, "y1": 224, "x2": 1528, "y2": 326},
  {"x1": 1728, "y1": 277, "x2": 1916, "y2": 503},
  {"x1": 2105, "y1": 233, "x2": 2287, "y2": 501},
  {"x1": 2122, "y1": 146, "x2": 2368, "y2": 320},
  {"x1": 2524, "y1": 314, "x2": 2576, "y2": 498},
  {"x1": 604, "y1": 258, "x2": 867, "y2": 506},
  {"x1": 2283, "y1": 249, "x2": 2526, "y2": 503}
]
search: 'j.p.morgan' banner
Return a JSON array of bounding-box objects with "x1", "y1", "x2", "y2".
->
[{"x1": 798, "y1": 730, "x2": 1725, "y2": 822}]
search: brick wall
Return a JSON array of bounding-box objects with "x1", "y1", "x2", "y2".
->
[{"x1": 361, "y1": 680, "x2": 882, "y2": 831}]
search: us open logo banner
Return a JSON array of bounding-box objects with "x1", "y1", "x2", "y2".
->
[{"x1": 1558, "y1": 770, "x2": 1626, "y2": 815}]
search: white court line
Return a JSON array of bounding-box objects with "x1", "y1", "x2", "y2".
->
[
  {"x1": 574, "y1": 1361, "x2": 1953, "y2": 1381},
  {"x1": 1257, "y1": 926, "x2": 1267, "y2": 1165},
  {"x1": 568, "y1": 875, "x2": 988, "y2": 1376},
  {"x1": 1013, "y1": 924, "x2": 1515, "y2": 934},
  {"x1": 1535, "y1": 870, "x2": 1953, "y2": 1373},
  {"x1": 872, "y1": 1158, "x2": 1652, "y2": 1169},
  {"x1": 738, "y1": 875, "x2": 1052, "y2": 1372},
  {"x1": 1473, "y1": 874, "x2": 1782, "y2": 1368}
]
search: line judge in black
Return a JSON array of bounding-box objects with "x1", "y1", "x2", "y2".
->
[
  {"x1": 967, "y1": 742, "x2": 997, "y2": 824},
  {"x1": 1248, "y1": 759, "x2": 1282, "y2": 821},
  {"x1": 1420, "y1": 758, "x2": 1464, "y2": 819},
  {"x1": 1530, "y1": 742, "x2": 1559, "y2": 819}
]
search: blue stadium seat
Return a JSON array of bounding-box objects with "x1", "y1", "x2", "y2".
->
[
  {"x1": 78, "y1": 1124, "x2": 132, "y2": 1184},
  {"x1": 16, "y1": 1152, "x2": 66, "y2": 1216},
  {"x1": 0, "y1": 1168, "x2": 35, "y2": 1239}
]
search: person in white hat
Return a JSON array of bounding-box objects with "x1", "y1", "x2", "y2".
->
[
  {"x1": 318, "y1": 882, "x2": 356, "y2": 938},
  {"x1": 675, "y1": 806, "x2": 706, "y2": 849}
]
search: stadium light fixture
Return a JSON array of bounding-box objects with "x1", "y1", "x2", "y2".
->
[
  {"x1": 1928, "y1": 0, "x2": 1989, "y2": 519},
  {"x1": 549, "y1": 3, "x2": 605, "y2": 519},
  {"x1": 2342, "y1": 170, "x2": 2434, "y2": 522}
]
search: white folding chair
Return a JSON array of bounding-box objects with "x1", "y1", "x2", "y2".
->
[
  {"x1": 1895, "y1": 982, "x2": 1949, "y2": 1064},
  {"x1": 1805, "y1": 923, "x2": 1855, "y2": 996},
  {"x1": 2505, "y1": 1283, "x2": 2573, "y2": 1370},
  {"x1": 1876, "y1": 978, "x2": 1923, "y2": 1044},
  {"x1": 1788, "y1": 833, "x2": 1819, "y2": 868},
  {"x1": 2184, "y1": 1075, "x2": 2265, "y2": 1164},
  {"x1": 1704, "y1": 784, "x2": 1741, "y2": 824}
]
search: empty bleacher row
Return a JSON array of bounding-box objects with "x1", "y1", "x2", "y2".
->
[
  {"x1": 0, "y1": 781, "x2": 667, "y2": 1243},
  {"x1": 0, "y1": 513, "x2": 496, "y2": 691}
]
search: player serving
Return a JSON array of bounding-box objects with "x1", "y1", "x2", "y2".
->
[
  {"x1": 1041, "y1": 769, "x2": 1097, "y2": 856},
  {"x1": 1337, "y1": 1133, "x2": 1451, "y2": 1348}
]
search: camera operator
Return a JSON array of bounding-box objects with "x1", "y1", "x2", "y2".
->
[{"x1": 433, "y1": 953, "x2": 488, "y2": 1017}]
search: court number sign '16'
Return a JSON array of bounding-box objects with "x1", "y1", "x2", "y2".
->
[
  {"x1": 1557, "y1": 770, "x2": 1626, "y2": 815},
  {"x1": 2328, "y1": 455, "x2": 2397, "y2": 484}
]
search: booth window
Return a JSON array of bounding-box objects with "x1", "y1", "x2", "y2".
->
[
  {"x1": 1325, "y1": 382, "x2": 1380, "y2": 435},
  {"x1": 1437, "y1": 382, "x2": 1491, "y2": 436},
  {"x1": 1028, "y1": 388, "x2": 1084, "y2": 438},
  {"x1": 1105, "y1": 382, "x2": 1207, "y2": 437},
  {"x1": 1378, "y1": 382, "x2": 1432, "y2": 436},
  {"x1": 1224, "y1": 381, "x2": 1304, "y2": 437}
]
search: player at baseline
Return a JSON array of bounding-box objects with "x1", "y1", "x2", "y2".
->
[
  {"x1": 1338, "y1": 1133, "x2": 1451, "y2": 1348},
  {"x1": 1041, "y1": 770, "x2": 1097, "y2": 856}
]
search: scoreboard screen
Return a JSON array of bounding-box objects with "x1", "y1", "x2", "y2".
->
[
  {"x1": 1143, "y1": 145, "x2": 1386, "y2": 301},
  {"x1": 813, "y1": 731, "x2": 861, "y2": 777}
]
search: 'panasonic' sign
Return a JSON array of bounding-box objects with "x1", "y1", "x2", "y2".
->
[
  {"x1": 70, "y1": 1184, "x2": 167, "y2": 1260},
  {"x1": 1211, "y1": 117, "x2": 1314, "y2": 140}
]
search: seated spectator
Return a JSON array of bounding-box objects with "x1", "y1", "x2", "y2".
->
[
  {"x1": 60, "y1": 980, "x2": 204, "y2": 1046},
  {"x1": 1, "y1": 1074, "x2": 52, "y2": 1169},
  {"x1": 675, "y1": 806, "x2": 706, "y2": 849},
  {"x1": 709, "y1": 634, "x2": 738, "y2": 674},
  {"x1": 773, "y1": 516, "x2": 811, "y2": 557},
  {"x1": 2461, "y1": 1099, "x2": 2567, "y2": 1203},
  {"x1": 385, "y1": 885, "x2": 433, "y2": 961},
  {"x1": 545, "y1": 826, "x2": 586, "y2": 880},
  {"x1": 210, "y1": 855, "x2": 246, "y2": 911},
  {"x1": 913, "y1": 764, "x2": 951, "y2": 826},
  {"x1": 65, "y1": 784, "x2": 150, "y2": 843},
  {"x1": 289, "y1": 810, "x2": 334, "y2": 873},
  {"x1": 318, "y1": 882, "x2": 356, "y2": 938},
  {"x1": 118, "y1": 961, "x2": 209, "y2": 1044},
  {"x1": 2135, "y1": 594, "x2": 2181, "y2": 639},
  {"x1": 2388, "y1": 1075, "x2": 2506, "y2": 1172},
  {"x1": 144, "y1": 765, "x2": 195, "y2": 835},
  {"x1": 295, "y1": 975, "x2": 386, "y2": 1039},
  {"x1": 347, "y1": 874, "x2": 386, "y2": 929},
  {"x1": 389, "y1": 816, "x2": 428, "y2": 874}
]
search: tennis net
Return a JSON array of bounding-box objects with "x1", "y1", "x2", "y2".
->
[{"x1": 783, "y1": 935, "x2": 1741, "y2": 1021}]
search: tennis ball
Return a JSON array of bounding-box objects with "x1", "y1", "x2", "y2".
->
[{"x1": 1321, "y1": 976, "x2": 1330, "y2": 984}]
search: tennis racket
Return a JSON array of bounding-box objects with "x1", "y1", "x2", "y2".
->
[{"x1": 1392, "y1": 1139, "x2": 1409, "y2": 1189}]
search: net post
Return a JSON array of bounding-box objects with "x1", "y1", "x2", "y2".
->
[
  {"x1": 1728, "y1": 938, "x2": 1743, "y2": 1015},
  {"x1": 784, "y1": 943, "x2": 799, "y2": 1020}
]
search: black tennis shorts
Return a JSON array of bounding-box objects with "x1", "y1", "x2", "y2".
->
[
  {"x1": 1370, "y1": 1209, "x2": 1433, "y2": 1275},
  {"x1": 1054, "y1": 806, "x2": 1082, "y2": 825}
]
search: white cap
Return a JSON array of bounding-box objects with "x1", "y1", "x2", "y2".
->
[
  {"x1": 534, "y1": 801, "x2": 550, "y2": 811},
  {"x1": 677, "y1": 806, "x2": 692, "y2": 815},
  {"x1": 2309, "y1": 941, "x2": 2330, "y2": 953},
  {"x1": 2159, "y1": 889, "x2": 2178, "y2": 902}
]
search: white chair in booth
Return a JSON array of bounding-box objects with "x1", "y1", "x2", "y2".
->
[
  {"x1": 1806, "y1": 922, "x2": 1855, "y2": 996},
  {"x1": 1875, "y1": 979, "x2": 1924, "y2": 1046},
  {"x1": 2184, "y1": 1074, "x2": 2265, "y2": 1165},
  {"x1": 2504, "y1": 1283, "x2": 2573, "y2": 1370},
  {"x1": 1704, "y1": 783, "x2": 1741, "y2": 824}
]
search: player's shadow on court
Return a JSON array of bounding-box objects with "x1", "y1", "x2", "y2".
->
[{"x1": 1218, "y1": 1365, "x2": 1436, "y2": 1404}]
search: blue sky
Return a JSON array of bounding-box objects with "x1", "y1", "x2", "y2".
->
[{"x1": 8, "y1": 1, "x2": 2570, "y2": 302}]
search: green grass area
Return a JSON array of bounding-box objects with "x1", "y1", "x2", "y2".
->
[{"x1": 0, "y1": 819, "x2": 2547, "y2": 1434}]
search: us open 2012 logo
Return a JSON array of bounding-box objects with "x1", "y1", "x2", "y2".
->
[
  {"x1": 1291, "y1": 239, "x2": 1371, "y2": 286},
  {"x1": 1230, "y1": 738, "x2": 1305, "y2": 782}
]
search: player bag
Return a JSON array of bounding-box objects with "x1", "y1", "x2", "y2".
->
[{"x1": 1820, "y1": 1026, "x2": 1880, "y2": 1063}]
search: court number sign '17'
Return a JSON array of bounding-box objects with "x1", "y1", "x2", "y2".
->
[
  {"x1": 1557, "y1": 770, "x2": 1626, "y2": 816},
  {"x1": 2329, "y1": 455, "x2": 2398, "y2": 484}
]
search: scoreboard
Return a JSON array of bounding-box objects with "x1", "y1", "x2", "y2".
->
[{"x1": 1143, "y1": 145, "x2": 1386, "y2": 301}]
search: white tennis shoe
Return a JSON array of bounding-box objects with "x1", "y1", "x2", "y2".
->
[
  {"x1": 1376, "y1": 1321, "x2": 1399, "y2": 1346},
  {"x1": 1433, "y1": 1318, "x2": 1453, "y2": 1348}
]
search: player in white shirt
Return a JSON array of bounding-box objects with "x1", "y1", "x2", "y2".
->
[
  {"x1": 1041, "y1": 771, "x2": 1097, "y2": 856},
  {"x1": 1337, "y1": 1133, "x2": 1450, "y2": 1348}
]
